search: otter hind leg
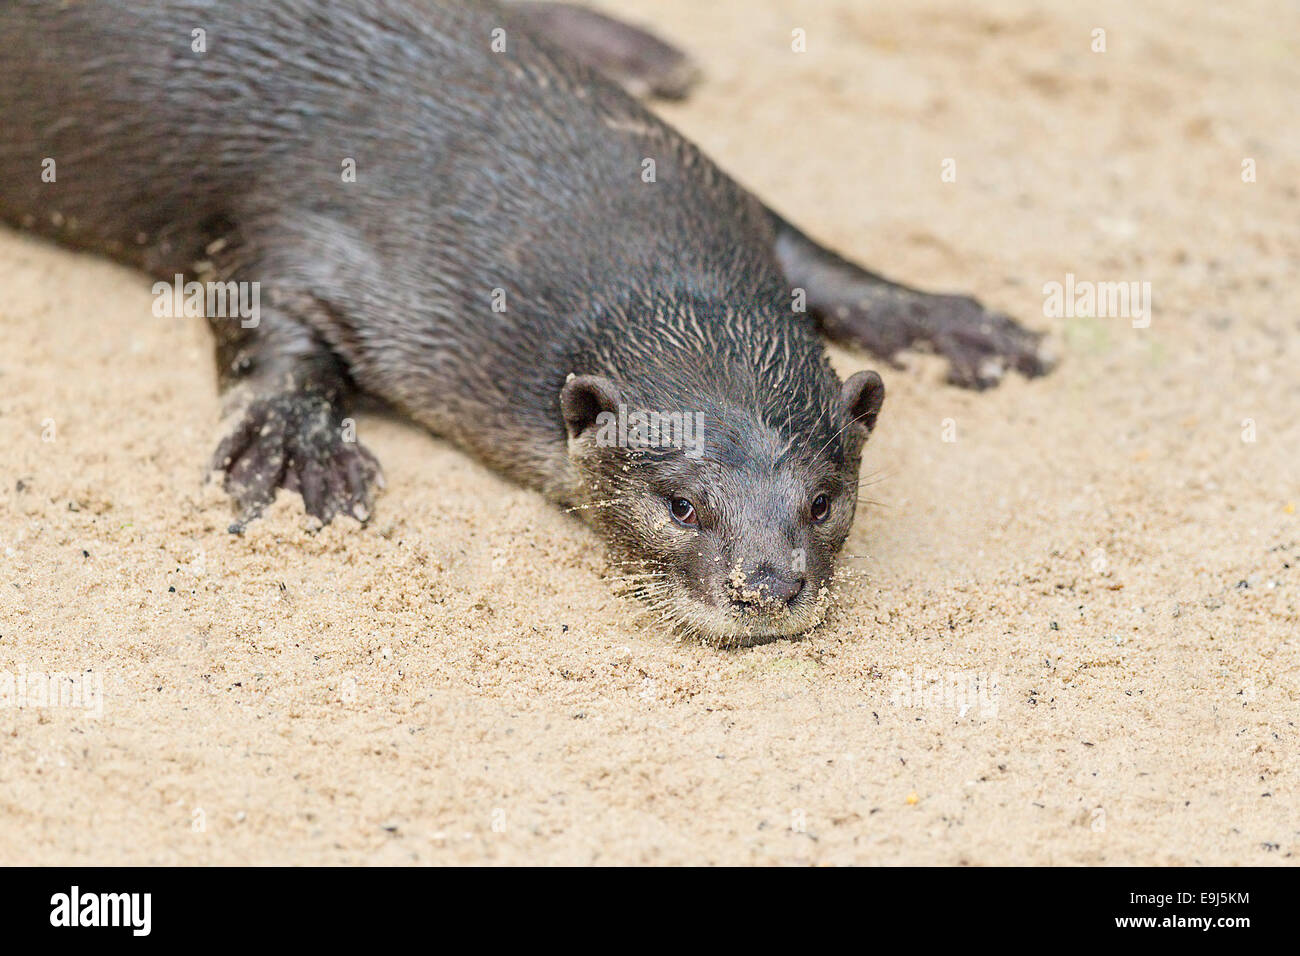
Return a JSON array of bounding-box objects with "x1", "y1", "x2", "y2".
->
[
  {"x1": 507, "y1": 1, "x2": 700, "y2": 99},
  {"x1": 207, "y1": 290, "x2": 383, "y2": 531},
  {"x1": 772, "y1": 215, "x2": 1054, "y2": 390}
]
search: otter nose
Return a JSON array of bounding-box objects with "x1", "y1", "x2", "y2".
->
[{"x1": 729, "y1": 566, "x2": 805, "y2": 608}]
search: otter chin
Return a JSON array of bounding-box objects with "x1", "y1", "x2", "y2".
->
[
  {"x1": 559, "y1": 313, "x2": 885, "y2": 645},
  {"x1": 659, "y1": 562, "x2": 839, "y2": 645}
]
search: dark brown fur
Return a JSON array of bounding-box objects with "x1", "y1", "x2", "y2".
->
[{"x1": 0, "y1": 0, "x2": 1048, "y2": 640}]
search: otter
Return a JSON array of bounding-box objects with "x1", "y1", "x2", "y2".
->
[{"x1": 0, "y1": 0, "x2": 1049, "y2": 642}]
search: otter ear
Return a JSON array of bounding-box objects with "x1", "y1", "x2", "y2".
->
[
  {"x1": 841, "y1": 369, "x2": 885, "y2": 437},
  {"x1": 561, "y1": 374, "x2": 622, "y2": 441}
]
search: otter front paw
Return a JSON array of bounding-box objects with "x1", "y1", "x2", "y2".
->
[
  {"x1": 825, "y1": 292, "x2": 1053, "y2": 390},
  {"x1": 211, "y1": 394, "x2": 384, "y2": 531}
]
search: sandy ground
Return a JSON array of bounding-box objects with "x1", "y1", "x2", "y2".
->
[{"x1": 1, "y1": 0, "x2": 1297, "y2": 865}]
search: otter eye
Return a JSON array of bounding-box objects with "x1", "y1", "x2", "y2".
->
[
  {"x1": 669, "y1": 497, "x2": 698, "y2": 527},
  {"x1": 810, "y1": 493, "x2": 831, "y2": 524}
]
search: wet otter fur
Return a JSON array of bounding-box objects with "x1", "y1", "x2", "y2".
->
[{"x1": 0, "y1": 0, "x2": 1050, "y2": 642}]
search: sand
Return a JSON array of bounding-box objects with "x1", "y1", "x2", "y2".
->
[{"x1": 1, "y1": 0, "x2": 1296, "y2": 865}]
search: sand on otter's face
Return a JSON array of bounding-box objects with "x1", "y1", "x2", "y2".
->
[{"x1": 1, "y1": 0, "x2": 1297, "y2": 865}]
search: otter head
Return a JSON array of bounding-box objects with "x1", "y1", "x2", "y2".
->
[{"x1": 561, "y1": 366, "x2": 884, "y2": 645}]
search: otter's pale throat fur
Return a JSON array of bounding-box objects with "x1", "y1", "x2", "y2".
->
[{"x1": 0, "y1": 0, "x2": 1050, "y2": 642}]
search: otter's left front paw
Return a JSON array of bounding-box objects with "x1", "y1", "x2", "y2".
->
[
  {"x1": 824, "y1": 292, "x2": 1054, "y2": 390},
  {"x1": 211, "y1": 394, "x2": 384, "y2": 531},
  {"x1": 919, "y1": 294, "x2": 1054, "y2": 390}
]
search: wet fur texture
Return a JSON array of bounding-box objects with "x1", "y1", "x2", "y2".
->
[{"x1": 0, "y1": 0, "x2": 1044, "y2": 641}]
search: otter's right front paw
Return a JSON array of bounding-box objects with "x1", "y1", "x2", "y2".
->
[{"x1": 210, "y1": 394, "x2": 384, "y2": 531}]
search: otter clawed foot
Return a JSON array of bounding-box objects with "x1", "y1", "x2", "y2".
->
[
  {"x1": 211, "y1": 394, "x2": 384, "y2": 530},
  {"x1": 826, "y1": 292, "x2": 1054, "y2": 391},
  {"x1": 922, "y1": 295, "x2": 1054, "y2": 390}
]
